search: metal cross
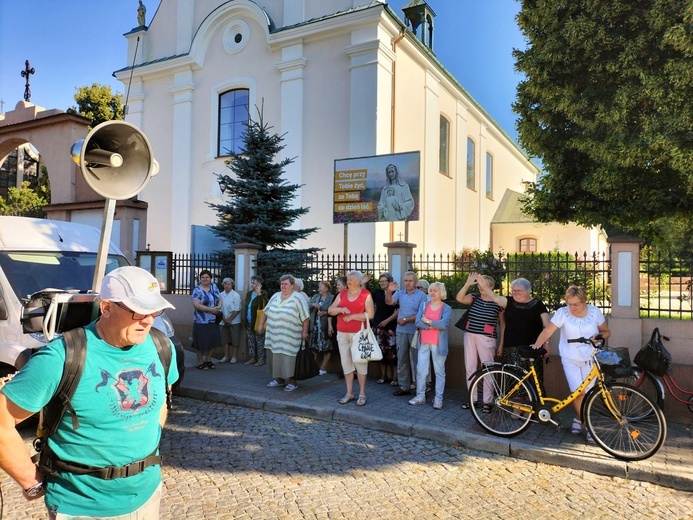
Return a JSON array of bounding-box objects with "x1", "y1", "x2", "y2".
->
[
  {"x1": 21, "y1": 60, "x2": 35, "y2": 102},
  {"x1": 0, "y1": 99, "x2": 4, "y2": 113},
  {"x1": 397, "y1": 232, "x2": 403, "y2": 240}
]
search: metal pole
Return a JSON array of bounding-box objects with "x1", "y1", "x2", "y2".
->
[{"x1": 92, "y1": 198, "x2": 116, "y2": 292}]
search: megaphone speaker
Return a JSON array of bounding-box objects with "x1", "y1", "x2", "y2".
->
[{"x1": 71, "y1": 120, "x2": 159, "y2": 200}]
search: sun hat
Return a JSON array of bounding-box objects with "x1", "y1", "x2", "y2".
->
[{"x1": 100, "y1": 266, "x2": 175, "y2": 314}]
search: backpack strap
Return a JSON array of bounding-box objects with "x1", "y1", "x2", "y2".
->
[
  {"x1": 149, "y1": 327, "x2": 173, "y2": 410},
  {"x1": 41, "y1": 327, "x2": 87, "y2": 437}
]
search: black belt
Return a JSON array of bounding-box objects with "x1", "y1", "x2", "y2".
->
[{"x1": 38, "y1": 444, "x2": 161, "y2": 479}]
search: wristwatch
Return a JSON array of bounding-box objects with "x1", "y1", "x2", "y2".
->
[{"x1": 23, "y1": 480, "x2": 46, "y2": 499}]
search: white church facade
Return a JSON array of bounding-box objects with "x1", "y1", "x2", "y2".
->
[{"x1": 115, "y1": 0, "x2": 542, "y2": 257}]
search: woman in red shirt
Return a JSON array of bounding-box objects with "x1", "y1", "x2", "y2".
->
[{"x1": 329, "y1": 270, "x2": 375, "y2": 406}]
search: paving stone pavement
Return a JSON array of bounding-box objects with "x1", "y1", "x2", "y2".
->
[
  {"x1": 175, "y1": 352, "x2": 693, "y2": 492},
  {"x1": 2, "y1": 397, "x2": 691, "y2": 519}
]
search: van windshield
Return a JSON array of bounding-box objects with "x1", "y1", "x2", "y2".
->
[{"x1": 0, "y1": 251, "x2": 129, "y2": 300}]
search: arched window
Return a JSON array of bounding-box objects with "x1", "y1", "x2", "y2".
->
[
  {"x1": 519, "y1": 238, "x2": 537, "y2": 253},
  {"x1": 439, "y1": 115, "x2": 450, "y2": 175},
  {"x1": 218, "y1": 88, "x2": 249, "y2": 156},
  {"x1": 466, "y1": 137, "x2": 475, "y2": 190}
]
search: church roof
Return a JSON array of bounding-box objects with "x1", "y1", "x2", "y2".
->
[{"x1": 491, "y1": 189, "x2": 534, "y2": 224}]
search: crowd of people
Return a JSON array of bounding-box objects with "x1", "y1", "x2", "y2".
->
[{"x1": 190, "y1": 270, "x2": 608, "y2": 443}]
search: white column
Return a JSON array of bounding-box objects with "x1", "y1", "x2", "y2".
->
[
  {"x1": 278, "y1": 44, "x2": 306, "y2": 210},
  {"x1": 422, "y1": 70, "x2": 440, "y2": 251},
  {"x1": 169, "y1": 69, "x2": 195, "y2": 253}
]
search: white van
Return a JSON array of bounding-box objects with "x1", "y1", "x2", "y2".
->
[{"x1": 0, "y1": 216, "x2": 180, "y2": 379}]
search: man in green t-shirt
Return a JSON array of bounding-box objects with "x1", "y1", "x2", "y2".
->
[{"x1": 0, "y1": 266, "x2": 178, "y2": 517}]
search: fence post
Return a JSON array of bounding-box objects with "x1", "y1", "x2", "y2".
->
[
  {"x1": 607, "y1": 235, "x2": 642, "y2": 354},
  {"x1": 233, "y1": 243, "x2": 262, "y2": 301},
  {"x1": 385, "y1": 240, "x2": 416, "y2": 285}
]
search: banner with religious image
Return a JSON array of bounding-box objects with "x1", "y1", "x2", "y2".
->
[{"x1": 333, "y1": 151, "x2": 420, "y2": 224}]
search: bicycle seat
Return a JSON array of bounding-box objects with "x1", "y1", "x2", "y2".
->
[{"x1": 517, "y1": 344, "x2": 547, "y2": 359}]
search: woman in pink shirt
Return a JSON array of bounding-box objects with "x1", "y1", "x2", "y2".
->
[{"x1": 411, "y1": 283, "x2": 452, "y2": 409}]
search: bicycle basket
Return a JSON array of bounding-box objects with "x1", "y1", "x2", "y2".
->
[{"x1": 595, "y1": 347, "x2": 632, "y2": 377}]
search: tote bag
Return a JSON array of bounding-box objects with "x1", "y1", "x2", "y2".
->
[{"x1": 351, "y1": 316, "x2": 383, "y2": 363}]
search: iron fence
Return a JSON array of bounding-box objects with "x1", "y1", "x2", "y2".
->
[
  {"x1": 255, "y1": 251, "x2": 388, "y2": 295},
  {"x1": 640, "y1": 250, "x2": 693, "y2": 319},
  {"x1": 410, "y1": 251, "x2": 610, "y2": 311},
  {"x1": 170, "y1": 253, "x2": 234, "y2": 294},
  {"x1": 168, "y1": 249, "x2": 692, "y2": 318}
]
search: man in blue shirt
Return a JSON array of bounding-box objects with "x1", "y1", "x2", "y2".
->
[
  {"x1": 386, "y1": 271, "x2": 427, "y2": 395},
  {"x1": 0, "y1": 266, "x2": 178, "y2": 517}
]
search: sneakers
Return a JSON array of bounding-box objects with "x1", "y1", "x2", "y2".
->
[
  {"x1": 571, "y1": 418, "x2": 583, "y2": 435},
  {"x1": 318, "y1": 370, "x2": 328, "y2": 376},
  {"x1": 408, "y1": 396, "x2": 426, "y2": 406},
  {"x1": 284, "y1": 384, "x2": 298, "y2": 392},
  {"x1": 244, "y1": 358, "x2": 257, "y2": 365},
  {"x1": 219, "y1": 356, "x2": 229, "y2": 363},
  {"x1": 230, "y1": 357, "x2": 237, "y2": 364},
  {"x1": 267, "y1": 380, "x2": 281, "y2": 387},
  {"x1": 433, "y1": 399, "x2": 443, "y2": 410}
]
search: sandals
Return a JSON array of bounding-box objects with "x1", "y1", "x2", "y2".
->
[
  {"x1": 390, "y1": 380, "x2": 399, "y2": 386},
  {"x1": 461, "y1": 402, "x2": 471, "y2": 410},
  {"x1": 339, "y1": 393, "x2": 354, "y2": 405},
  {"x1": 356, "y1": 395, "x2": 367, "y2": 406},
  {"x1": 482, "y1": 404, "x2": 493, "y2": 414},
  {"x1": 196, "y1": 363, "x2": 208, "y2": 370},
  {"x1": 376, "y1": 378, "x2": 389, "y2": 384}
]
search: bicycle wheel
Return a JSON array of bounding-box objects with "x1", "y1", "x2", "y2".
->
[
  {"x1": 584, "y1": 382, "x2": 666, "y2": 461},
  {"x1": 469, "y1": 367, "x2": 535, "y2": 437},
  {"x1": 618, "y1": 369, "x2": 664, "y2": 409}
]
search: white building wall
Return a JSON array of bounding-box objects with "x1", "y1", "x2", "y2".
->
[
  {"x1": 118, "y1": 1, "x2": 540, "y2": 257},
  {"x1": 492, "y1": 222, "x2": 608, "y2": 255}
]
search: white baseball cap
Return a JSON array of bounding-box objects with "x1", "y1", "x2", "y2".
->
[{"x1": 100, "y1": 266, "x2": 175, "y2": 315}]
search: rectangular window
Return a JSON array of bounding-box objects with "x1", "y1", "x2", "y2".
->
[
  {"x1": 519, "y1": 238, "x2": 537, "y2": 252},
  {"x1": 439, "y1": 116, "x2": 449, "y2": 175},
  {"x1": 218, "y1": 89, "x2": 250, "y2": 156},
  {"x1": 466, "y1": 137, "x2": 475, "y2": 190},
  {"x1": 485, "y1": 152, "x2": 493, "y2": 199}
]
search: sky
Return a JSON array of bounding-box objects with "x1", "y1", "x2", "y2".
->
[{"x1": 0, "y1": 0, "x2": 526, "y2": 141}]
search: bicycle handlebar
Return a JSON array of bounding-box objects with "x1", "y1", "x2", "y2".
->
[{"x1": 566, "y1": 334, "x2": 604, "y2": 348}]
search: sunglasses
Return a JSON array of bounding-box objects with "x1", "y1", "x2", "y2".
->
[{"x1": 113, "y1": 301, "x2": 164, "y2": 320}]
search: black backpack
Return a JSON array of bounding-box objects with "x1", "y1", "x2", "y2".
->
[{"x1": 33, "y1": 327, "x2": 173, "y2": 479}]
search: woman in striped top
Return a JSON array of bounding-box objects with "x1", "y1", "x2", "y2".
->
[{"x1": 456, "y1": 273, "x2": 507, "y2": 412}]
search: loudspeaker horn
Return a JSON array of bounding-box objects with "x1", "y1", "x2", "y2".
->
[{"x1": 70, "y1": 120, "x2": 159, "y2": 200}]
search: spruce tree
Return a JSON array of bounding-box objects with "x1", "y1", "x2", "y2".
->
[{"x1": 209, "y1": 109, "x2": 318, "y2": 285}]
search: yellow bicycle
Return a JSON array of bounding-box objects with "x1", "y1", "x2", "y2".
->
[{"x1": 468, "y1": 336, "x2": 667, "y2": 461}]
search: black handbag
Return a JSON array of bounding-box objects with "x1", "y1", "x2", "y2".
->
[
  {"x1": 634, "y1": 328, "x2": 671, "y2": 377},
  {"x1": 454, "y1": 309, "x2": 469, "y2": 331},
  {"x1": 294, "y1": 340, "x2": 319, "y2": 380}
]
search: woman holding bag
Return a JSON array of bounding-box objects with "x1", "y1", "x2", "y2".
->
[
  {"x1": 410, "y1": 283, "x2": 452, "y2": 409},
  {"x1": 243, "y1": 275, "x2": 268, "y2": 366},
  {"x1": 328, "y1": 270, "x2": 375, "y2": 406}
]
